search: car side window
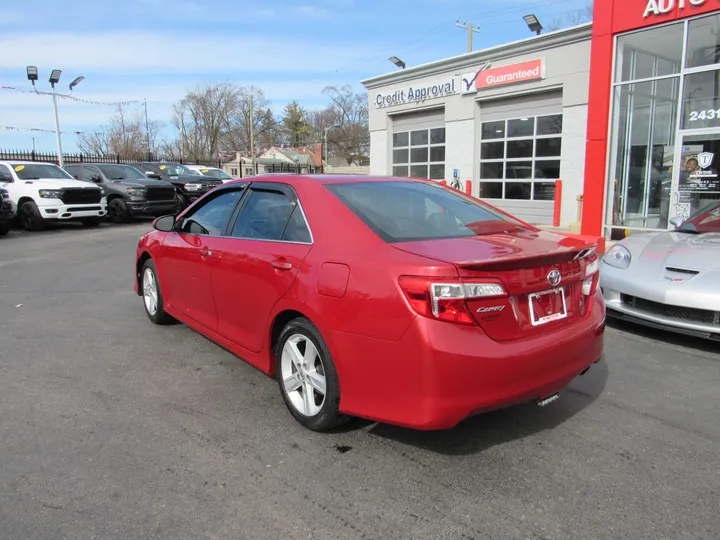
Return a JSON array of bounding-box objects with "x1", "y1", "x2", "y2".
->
[
  {"x1": 64, "y1": 165, "x2": 79, "y2": 179},
  {"x1": 282, "y1": 207, "x2": 312, "y2": 243},
  {"x1": 0, "y1": 164, "x2": 15, "y2": 182},
  {"x1": 85, "y1": 166, "x2": 103, "y2": 183},
  {"x1": 179, "y1": 190, "x2": 244, "y2": 236},
  {"x1": 231, "y1": 190, "x2": 295, "y2": 241}
]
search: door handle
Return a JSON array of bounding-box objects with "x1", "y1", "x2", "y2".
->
[
  {"x1": 199, "y1": 248, "x2": 212, "y2": 257},
  {"x1": 271, "y1": 259, "x2": 292, "y2": 271}
]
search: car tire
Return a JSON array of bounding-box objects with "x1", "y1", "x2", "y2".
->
[
  {"x1": 175, "y1": 193, "x2": 189, "y2": 212},
  {"x1": 81, "y1": 217, "x2": 101, "y2": 227},
  {"x1": 108, "y1": 198, "x2": 131, "y2": 223},
  {"x1": 0, "y1": 221, "x2": 10, "y2": 236},
  {"x1": 18, "y1": 201, "x2": 46, "y2": 231},
  {"x1": 141, "y1": 258, "x2": 174, "y2": 325},
  {"x1": 275, "y1": 317, "x2": 348, "y2": 432}
]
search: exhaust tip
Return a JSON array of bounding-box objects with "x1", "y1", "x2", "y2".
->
[{"x1": 536, "y1": 393, "x2": 560, "y2": 407}]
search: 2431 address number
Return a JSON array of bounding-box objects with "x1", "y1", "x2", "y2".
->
[{"x1": 688, "y1": 109, "x2": 720, "y2": 122}]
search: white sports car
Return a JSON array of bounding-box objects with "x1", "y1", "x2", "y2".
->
[{"x1": 600, "y1": 200, "x2": 720, "y2": 340}]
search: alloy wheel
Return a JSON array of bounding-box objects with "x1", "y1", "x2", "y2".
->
[
  {"x1": 143, "y1": 267, "x2": 159, "y2": 316},
  {"x1": 280, "y1": 334, "x2": 327, "y2": 417}
]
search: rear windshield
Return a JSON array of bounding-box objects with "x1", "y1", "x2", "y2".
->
[{"x1": 326, "y1": 181, "x2": 521, "y2": 243}]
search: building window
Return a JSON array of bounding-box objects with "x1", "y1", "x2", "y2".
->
[
  {"x1": 478, "y1": 114, "x2": 562, "y2": 201},
  {"x1": 607, "y1": 22, "x2": 684, "y2": 233},
  {"x1": 392, "y1": 127, "x2": 445, "y2": 180},
  {"x1": 231, "y1": 168, "x2": 238, "y2": 176}
]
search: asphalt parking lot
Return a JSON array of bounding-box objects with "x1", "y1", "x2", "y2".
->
[{"x1": 1, "y1": 222, "x2": 718, "y2": 540}]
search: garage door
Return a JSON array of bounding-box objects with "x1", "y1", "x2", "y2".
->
[
  {"x1": 390, "y1": 108, "x2": 446, "y2": 180},
  {"x1": 477, "y1": 92, "x2": 562, "y2": 224}
]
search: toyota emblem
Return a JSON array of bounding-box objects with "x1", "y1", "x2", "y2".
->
[{"x1": 547, "y1": 269, "x2": 562, "y2": 287}]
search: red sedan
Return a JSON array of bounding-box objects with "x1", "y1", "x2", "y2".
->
[{"x1": 134, "y1": 175, "x2": 605, "y2": 431}]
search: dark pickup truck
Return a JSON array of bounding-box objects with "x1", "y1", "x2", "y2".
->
[
  {"x1": 130, "y1": 162, "x2": 222, "y2": 210},
  {"x1": 0, "y1": 187, "x2": 12, "y2": 235},
  {"x1": 64, "y1": 163, "x2": 177, "y2": 223}
]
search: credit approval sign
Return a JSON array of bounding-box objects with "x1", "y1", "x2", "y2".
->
[{"x1": 463, "y1": 59, "x2": 545, "y2": 93}]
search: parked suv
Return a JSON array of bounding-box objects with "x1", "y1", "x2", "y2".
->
[
  {"x1": 0, "y1": 187, "x2": 12, "y2": 235},
  {"x1": 129, "y1": 162, "x2": 222, "y2": 210},
  {"x1": 65, "y1": 163, "x2": 177, "y2": 223},
  {"x1": 0, "y1": 161, "x2": 106, "y2": 231}
]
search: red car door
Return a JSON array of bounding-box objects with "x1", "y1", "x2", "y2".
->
[
  {"x1": 209, "y1": 183, "x2": 312, "y2": 352},
  {"x1": 159, "y1": 188, "x2": 246, "y2": 331}
]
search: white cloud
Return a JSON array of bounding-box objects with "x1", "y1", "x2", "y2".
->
[
  {"x1": 0, "y1": 31, "x2": 382, "y2": 75},
  {"x1": 296, "y1": 5, "x2": 329, "y2": 18}
]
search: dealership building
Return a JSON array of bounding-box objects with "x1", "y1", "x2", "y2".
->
[{"x1": 362, "y1": 0, "x2": 720, "y2": 239}]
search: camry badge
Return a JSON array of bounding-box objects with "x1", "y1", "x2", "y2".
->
[
  {"x1": 477, "y1": 306, "x2": 505, "y2": 313},
  {"x1": 547, "y1": 269, "x2": 562, "y2": 287}
]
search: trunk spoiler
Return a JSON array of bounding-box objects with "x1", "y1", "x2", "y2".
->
[{"x1": 455, "y1": 246, "x2": 597, "y2": 272}]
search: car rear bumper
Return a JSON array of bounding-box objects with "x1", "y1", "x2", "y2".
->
[
  {"x1": 127, "y1": 200, "x2": 177, "y2": 216},
  {"x1": 331, "y1": 290, "x2": 606, "y2": 430},
  {"x1": 39, "y1": 202, "x2": 107, "y2": 220}
]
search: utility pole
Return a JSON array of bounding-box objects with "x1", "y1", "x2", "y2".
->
[
  {"x1": 144, "y1": 98, "x2": 151, "y2": 158},
  {"x1": 249, "y1": 94, "x2": 255, "y2": 163},
  {"x1": 455, "y1": 20, "x2": 481, "y2": 53}
]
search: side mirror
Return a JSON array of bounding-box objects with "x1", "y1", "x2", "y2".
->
[
  {"x1": 153, "y1": 214, "x2": 176, "y2": 232},
  {"x1": 669, "y1": 216, "x2": 684, "y2": 229},
  {"x1": 145, "y1": 171, "x2": 161, "y2": 179}
]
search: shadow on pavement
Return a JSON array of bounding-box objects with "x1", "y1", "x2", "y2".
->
[
  {"x1": 606, "y1": 317, "x2": 719, "y2": 354},
  {"x1": 364, "y1": 358, "x2": 608, "y2": 456}
]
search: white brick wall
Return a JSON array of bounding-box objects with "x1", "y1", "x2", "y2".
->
[
  {"x1": 369, "y1": 130, "x2": 388, "y2": 175},
  {"x1": 559, "y1": 104, "x2": 588, "y2": 226}
]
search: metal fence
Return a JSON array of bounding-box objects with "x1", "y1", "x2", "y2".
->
[{"x1": 0, "y1": 149, "x2": 222, "y2": 168}]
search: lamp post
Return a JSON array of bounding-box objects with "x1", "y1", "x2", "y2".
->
[
  {"x1": 523, "y1": 14, "x2": 543, "y2": 35},
  {"x1": 27, "y1": 66, "x2": 85, "y2": 168},
  {"x1": 323, "y1": 124, "x2": 339, "y2": 170},
  {"x1": 388, "y1": 56, "x2": 406, "y2": 69}
]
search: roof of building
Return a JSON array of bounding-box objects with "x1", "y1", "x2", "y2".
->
[{"x1": 362, "y1": 22, "x2": 592, "y2": 89}]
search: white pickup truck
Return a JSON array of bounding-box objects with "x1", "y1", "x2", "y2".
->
[{"x1": 0, "y1": 161, "x2": 107, "y2": 231}]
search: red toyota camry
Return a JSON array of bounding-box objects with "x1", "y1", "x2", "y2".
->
[{"x1": 134, "y1": 175, "x2": 605, "y2": 431}]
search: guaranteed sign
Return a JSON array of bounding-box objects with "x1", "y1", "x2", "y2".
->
[{"x1": 475, "y1": 59, "x2": 545, "y2": 90}]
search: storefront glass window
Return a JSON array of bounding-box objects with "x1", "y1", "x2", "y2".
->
[
  {"x1": 607, "y1": 80, "x2": 677, "y2": 231},
  {"x1": 682, "y1": 69, "x2": 720, "y2": 129},
  {"x1": 615, "y1": 23, "x2": 683, "y2": 82},
  {"x1": 607, "y1": 15, "x2": 720, "y2": 237},
  {"x1": 686, "y1": 14, "x2": 720, "y2": 69},
  {"x1": 392, "y1": 127, "x2": 445, "y2": 180},
  {"x1": 478, "y1": 114, "x2": 562, "y2": 201}
]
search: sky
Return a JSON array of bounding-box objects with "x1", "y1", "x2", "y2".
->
[{"x1": 0, "y1": 0, "x2": 592, "y2": 153}]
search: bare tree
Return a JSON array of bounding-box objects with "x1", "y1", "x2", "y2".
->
[
  {"x1": 172, "y1": 82, "x2": 240, "y2": 161},
  {"x1": 77, "y1": 104, "x2": 161, "y2": 157},
  {"x1": 546, "y1": 1, "x2": 593, "y2": 31},
  {"x1": 320, "y1": 85, "x2": 369, "y2": 165},
  {"x1": 222, "y1": 86, "x2": 279, "y2": 155}
]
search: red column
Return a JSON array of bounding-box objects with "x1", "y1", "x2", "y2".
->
[{"x1": 553, "y1": 180, "x2": 563, "y2": 227}]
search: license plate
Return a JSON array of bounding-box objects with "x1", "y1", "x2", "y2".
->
[{"x1": 529, "y1": 288, "x2": 567, "y2": 326}]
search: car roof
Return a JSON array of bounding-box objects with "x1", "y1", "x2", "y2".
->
[
  {"x1": 0, "y1": 160, "x2": 62, "y2": 166},
  {"x1": 224, "y1": 174, "x2": 428, "y2": 186}
]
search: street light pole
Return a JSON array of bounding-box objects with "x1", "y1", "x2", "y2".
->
[
  {"x1": 51, "y1": 86, "x2": 64, "y2": 167},
  {"x1": 26, "y1": 67, "x2": 84, "y2": 168}
]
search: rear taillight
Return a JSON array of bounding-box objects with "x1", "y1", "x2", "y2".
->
[
  {"x1": 582, "y1": 254, "x2": 600, "y2": 296},
  {"x1": 399, "y1": 276, "x2": 506, "y2": 325}
]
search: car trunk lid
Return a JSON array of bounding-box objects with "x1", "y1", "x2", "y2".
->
[{"x1": 394, "y1": 229, "x2": 597, "y2": 341}]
